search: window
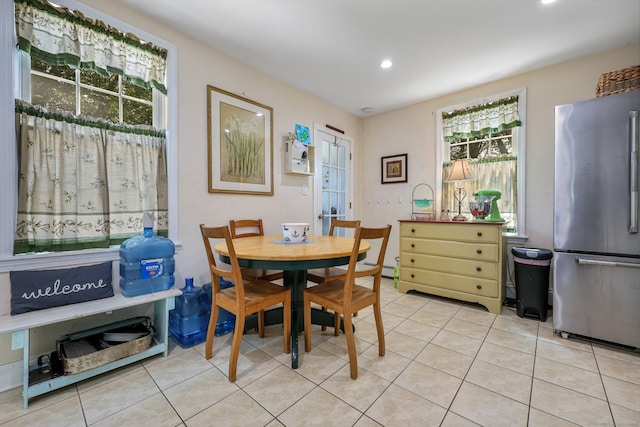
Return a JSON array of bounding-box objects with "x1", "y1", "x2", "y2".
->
[
  {"x1": 31, "y1": 58, "x2": 154, "y2": 126},
  {"x1": 449, "y1": 130, "x2": 514, "y2": 161},
  {"x1": 0, "y1": 0, "x2": 177, "y2": 271},
  {"x1": 436, "y1": 89, "x2": 526, "y2": 235}
]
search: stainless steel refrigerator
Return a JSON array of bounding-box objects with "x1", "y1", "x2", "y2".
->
[{"x1": 553, "y1": 90, "x2": 640, "y2": 349}]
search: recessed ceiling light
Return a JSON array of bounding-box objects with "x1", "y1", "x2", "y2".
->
[
  {"x1": 361, "y1": 107, "x2": 374, "y2": 114},
  {"x1": 380, "y1": 59, "x2": 393, "y2": 69}
]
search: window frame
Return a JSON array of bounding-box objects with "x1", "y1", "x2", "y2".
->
[
  {"x1": 435, "y1": 88, "x2": 527, "y2": 239},
  {"x1": 0, "y1": 0, "x2": 179, "y2": 272}
]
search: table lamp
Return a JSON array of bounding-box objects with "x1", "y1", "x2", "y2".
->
[{"x1": 445, "y1": 159, "x2": 475, "y2": 221}]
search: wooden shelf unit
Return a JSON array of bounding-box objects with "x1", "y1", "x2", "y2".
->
[
  {"x1": 284, "y1": 140, "x2": 314, "y2": 175},
  {"x1": 0, "y1": 288, "x2": 181, "y2": 408}
]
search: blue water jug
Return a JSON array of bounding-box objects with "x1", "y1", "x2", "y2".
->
[
  {"x1": 119, "y1": 212, "x2": 175, "y2": 297},
  {"x1": 203, "y1": 278, "x2": 236, "y2": 336},
  {"x1": 169, "y1": 277, "x2": 211, "y2": 348}
]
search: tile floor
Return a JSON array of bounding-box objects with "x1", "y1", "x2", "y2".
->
[{"x1": 1, "y1": 277, "x2": 639, "y2": 426}]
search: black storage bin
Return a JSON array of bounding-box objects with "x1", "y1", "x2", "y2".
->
[{"x1": 511, "y1": 247, "x2": 553, "y2": 322}]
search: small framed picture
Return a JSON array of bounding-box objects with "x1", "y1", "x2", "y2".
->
[{"x1": 381, "y1": 153, "x2": 407, "y2": 184}]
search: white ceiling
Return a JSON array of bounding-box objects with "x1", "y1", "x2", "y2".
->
[{"x1": 122, "y1": 0, "x2": 640, "y2": 117}]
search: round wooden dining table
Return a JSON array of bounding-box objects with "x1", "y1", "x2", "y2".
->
[{"x1": 215, "y1": 235, "x2": 370, "y2": 368}]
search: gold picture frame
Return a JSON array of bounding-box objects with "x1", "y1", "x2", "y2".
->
[
  {"x1": 381, "y1": 153, "x2": 407, "y2": 184},
  {"x1": 207, "y1": 85, "x2": 273, "y2": 195}
]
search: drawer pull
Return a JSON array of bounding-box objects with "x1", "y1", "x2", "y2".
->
[
  {"x1": 476, "y1": 285, "x2": 482, "y2": 290},
  {"x1": 411, "y1": 273, "x2": 415, "y2": 278},
  {"x1": 476, "y1": 249, "x2": 482, "y2": 254},
  {"x1": 476, "y1": 266, "x2": 482, "y2": 272},
  {"x1": 410, "y1": 259, "x2": 415, "y2": 263},
  {"x1": 477, "y1": 231, "x2": 483, "y2": 237},
  {"x1": 411, "y1": 243, "x2": 415, "y2": 248},
  {"x1": 411, "y1": 228, "x2": 416, "y2": 233}
]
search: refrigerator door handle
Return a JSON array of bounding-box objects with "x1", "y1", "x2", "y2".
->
[
  {"x1": 630, "y1": 110, "x2": 638, "y2": 234},
  {"x1": 577, "y1": 257, "x2": 640, "y2": 269}
]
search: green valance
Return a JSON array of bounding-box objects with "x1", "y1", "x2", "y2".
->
[
  {"x1": 442, "y1": 96, "x2": 521, "y2": 142},
  {"x1": 15, "y1": 99, "x2": 166, "y2": 138},
  {"x1": 444, "y1": 156, "x2": 518, "y2": 167},
  {"x1": 14, "y1": 0, "x2": 168, "y2": 94}
]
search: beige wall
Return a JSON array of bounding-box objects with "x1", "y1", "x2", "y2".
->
[{"x1": 360, "y1": 42, "x2": 640, "y2": 271}]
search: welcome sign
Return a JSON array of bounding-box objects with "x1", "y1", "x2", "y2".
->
[{"x1": 10, "y1": 262, "x2": 114, "y2": 315}]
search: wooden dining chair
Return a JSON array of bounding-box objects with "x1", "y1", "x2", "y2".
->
[
  {"x1": 229, "y1": 219, "x2": 284, "y2": 282},
  {"x1": 306, "y1": 219, "x2": 361, "y2": 284},
  {"x1": 306, "y1": 219, "x2": 361, "y2": 331},
  {"x1": 200, "y1": 224, "x2": 291, "y2": 382},
  {"x1": 303, "y1": 224, "x2": 392, "y2": 379}
]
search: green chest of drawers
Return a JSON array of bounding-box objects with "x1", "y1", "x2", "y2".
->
[{"x1": 398, "y1": 220, "x2": 505, "y2": 314}]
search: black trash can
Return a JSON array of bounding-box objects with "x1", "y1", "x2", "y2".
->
[{"x1": 511, "y1": 247, "x2": 553, "y2": 322}]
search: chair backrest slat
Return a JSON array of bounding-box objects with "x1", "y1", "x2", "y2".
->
[
  {"x1": 230, "y1": 219, "x2": 264, "y2": 238},
  {"x1": 328, "y1": 219, "x2": 361, "y2": 237}
]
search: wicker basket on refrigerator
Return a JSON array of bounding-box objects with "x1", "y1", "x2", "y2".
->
[{"x1": 595, "y1": 65, "x2": 640, "y2": 97}]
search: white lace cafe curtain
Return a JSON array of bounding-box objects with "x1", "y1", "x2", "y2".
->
[
  {"x1": 14, "y1": 101, "x2": 168, "y2": 253},
  {"x1": 442, "y1": 158, "x2": 517, "y2": 230},
  {"x1": 14, "y1": 0, "x2": 167, "y2": 94}
]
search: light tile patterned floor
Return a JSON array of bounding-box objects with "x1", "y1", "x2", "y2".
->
[{"x1": 1, "y1": 277, "x2": 639, "y2": 426}]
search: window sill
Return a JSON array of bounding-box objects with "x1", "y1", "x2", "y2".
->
[
  {"x1": 504, "y1": 234, "x2": 528, "y2": 245},
  {"x1": 0, "y1": 241, "x2": 183, "y2": 273}
]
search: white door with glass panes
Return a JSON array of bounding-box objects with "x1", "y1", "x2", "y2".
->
[{"x1": 314, "y1": 125, "x2": 353, "y2": 236}]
